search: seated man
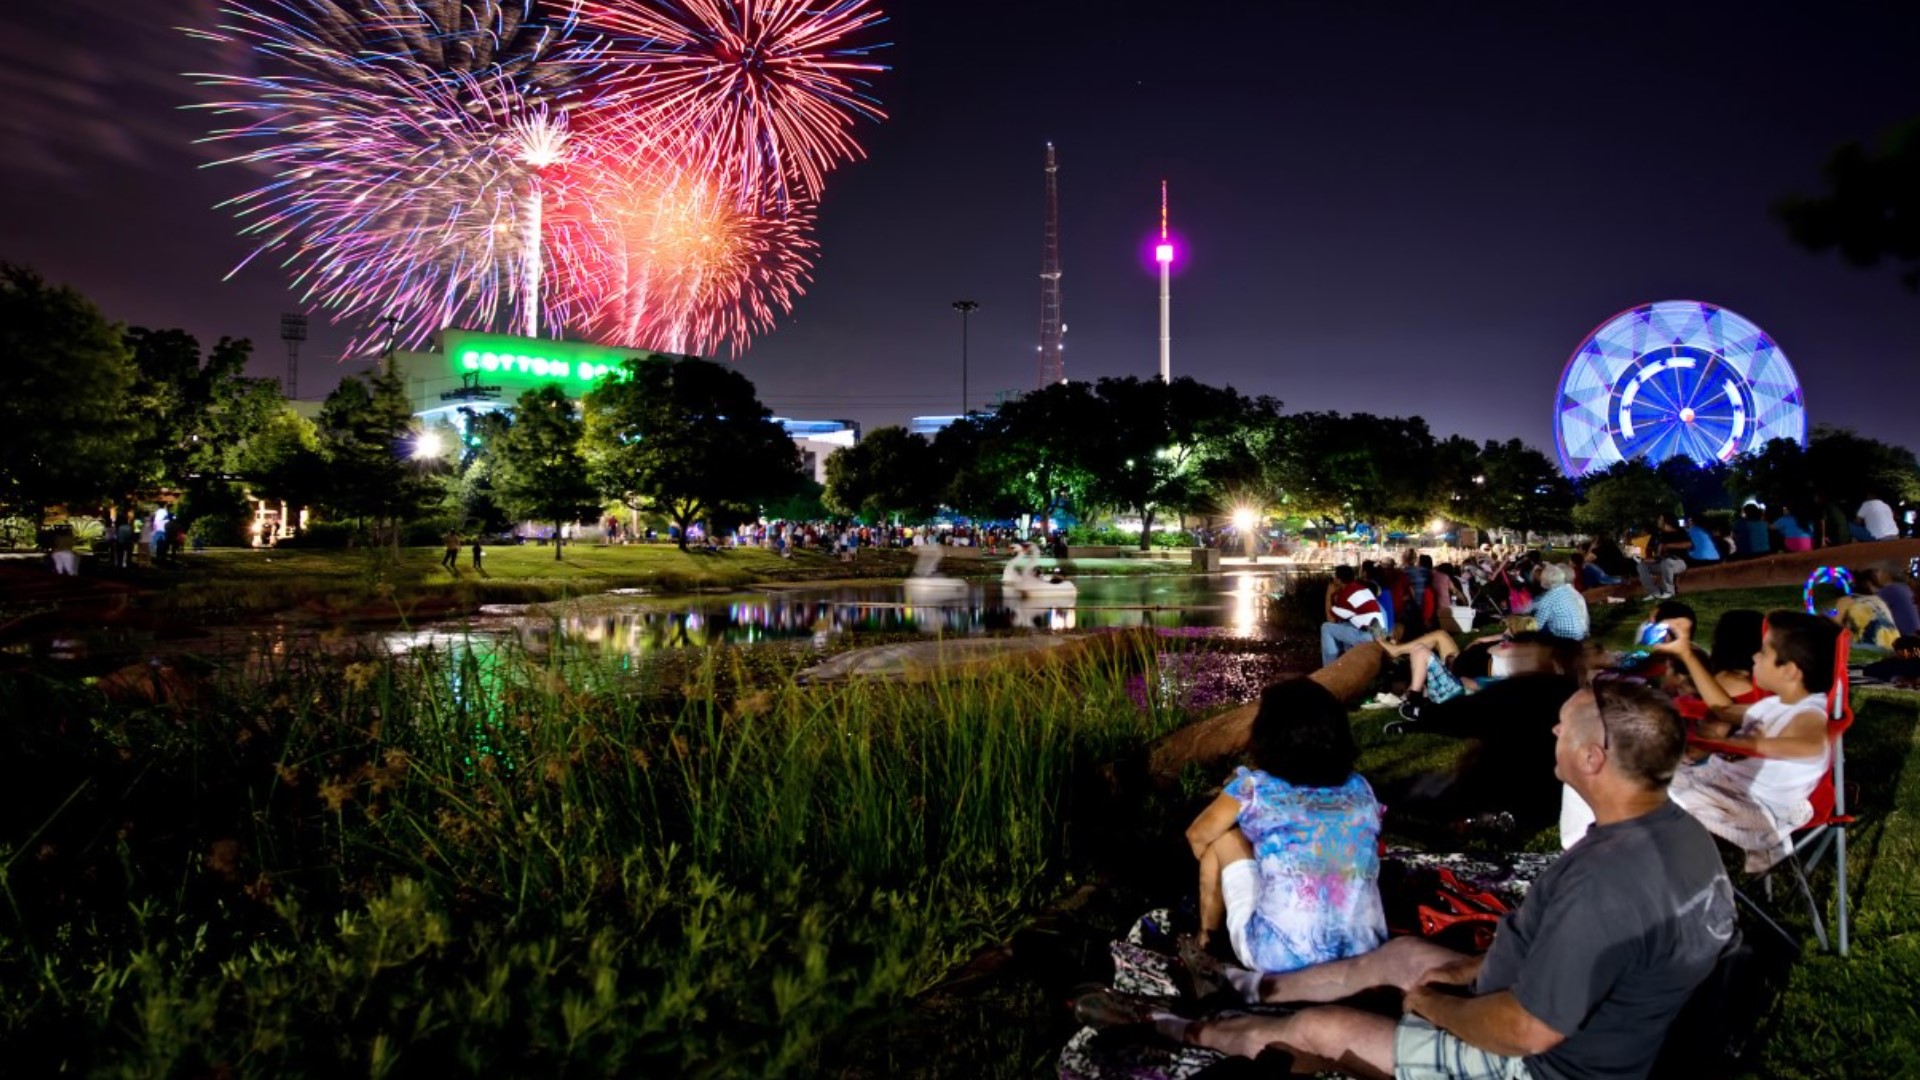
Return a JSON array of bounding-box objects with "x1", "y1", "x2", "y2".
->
[
  {"x1": 1321, "y1": 564, "x2": 1388, "y2": 667},
  {"x1": 1636, "y1": 514, "x2": 1694, "y2": 600},
  {"x1": 1076, "y1": 679, "x2": 1736, "y2": 1079},
  {"x1": 1526, "y1": 563, "x2": 1588, "y2": 642},
  {"x1": 1856, "y1": 494, "x2": 1901, "y2": 541}
]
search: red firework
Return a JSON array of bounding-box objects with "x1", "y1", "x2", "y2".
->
[
  {"x1": 547, "y1": 134, "x2": 817, "y2": 357},
  {"x1": 574, "y1": 0, "x2": 888, "y2": 213}
]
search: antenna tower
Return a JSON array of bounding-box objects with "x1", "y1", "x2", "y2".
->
[{"x1": 1038, "y1": 143, "x2": 1065, "y2": 387}]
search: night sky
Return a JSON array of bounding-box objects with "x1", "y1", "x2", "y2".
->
[{"x1": 4, "y1": 1, "x2": 1918, "y2": 459}]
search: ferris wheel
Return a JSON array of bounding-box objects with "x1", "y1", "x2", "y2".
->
[{"x1": 1554, "y1": 300, "x2": 1807, "y2": 478}]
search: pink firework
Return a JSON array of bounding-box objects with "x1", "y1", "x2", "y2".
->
[
  {"x1": 574, "y1": 0, "x2": 888, "y2": 213},
  {"x1": 550, "y1": 137, "x2": 817, "y2": 356}
]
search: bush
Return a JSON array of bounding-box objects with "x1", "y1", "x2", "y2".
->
[
  {"x1": 187, "y1": 514, "x2": 247, "y2": 548},
  {"x1": 0, "y1": 516, "x2": 38, "y2": 549}
]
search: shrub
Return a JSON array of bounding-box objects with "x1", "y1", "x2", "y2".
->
[{"x1": 187, "y1": 514, "x2": 246, "y2": 548}]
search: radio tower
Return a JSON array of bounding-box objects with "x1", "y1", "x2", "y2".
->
[{"x1": 1038, "y1": 143, "x2": 1065, "y2": 387}]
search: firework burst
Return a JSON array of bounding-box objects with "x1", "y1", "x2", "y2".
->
[
  {"x1": 187, "y1": 1, "x2": 884, "y2": 357},
  {"x1": 554, "y1": 141, "x2": 817, "y2": 356},
  {"x1": 574, "y1": 0, "x2": 888, "y2": 214},
  {"x1": 187, "y1": 1, "x2": 595, "y2": 351}
]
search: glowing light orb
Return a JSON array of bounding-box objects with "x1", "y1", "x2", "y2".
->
[
  {"x1": 1804, "y1": 566, "x2": 1854, "y2": 617},
  {"x1": 1155, "y1": 243, "x2": 1175, "y2": 264}
]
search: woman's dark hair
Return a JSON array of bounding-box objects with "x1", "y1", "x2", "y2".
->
[
  {"x1": 1709, "y1": 609, "x2": 1766, "y2": 674},
  {"x1": 1247, "y1": 678, "x2": 1358, "y2": 788}
]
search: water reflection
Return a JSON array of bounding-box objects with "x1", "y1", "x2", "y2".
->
[{"x1": 461, "y1": 572, "x2": 1308, "y2": 658}]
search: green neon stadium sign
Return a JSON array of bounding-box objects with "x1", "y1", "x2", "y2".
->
[{"x1": 440, "y1": 329, "x2": 668, "y2": 388}]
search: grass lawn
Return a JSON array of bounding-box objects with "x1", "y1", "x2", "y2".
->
[
  {"x1": 47, "y1": 545, "x2": 1205, "y2": 622},
  {"x1": 122, "y1": 543, "x2": 924, "y2": 618}
]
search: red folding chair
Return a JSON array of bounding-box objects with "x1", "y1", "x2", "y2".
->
[{"x1": 1688, "y1": 629, "x2": 1855, "y2": 955}]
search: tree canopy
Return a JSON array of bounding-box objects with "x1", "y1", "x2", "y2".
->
[
  {"x1": 584, "y1": 357, "x2": 802, "y2": 547},
  {"x1": 0, "y1": 264, "x2": 139, "y2": 522},
  {"x1": 490, "y1": 385, "x2": 601, "y2": 558}
]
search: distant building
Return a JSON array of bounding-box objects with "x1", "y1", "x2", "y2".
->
[
  {"x1": 353, "y1": 329, "x2": 859, "y2": 480},
  {"x1": 907, "y1": 415, "x2": 968, "y2": 437}
]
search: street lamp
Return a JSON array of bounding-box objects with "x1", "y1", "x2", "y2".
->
[
  {"x1": 952, "y1": 300, "x2": 979, "y2": 416},
  {"x1": 1232, "y1": 505, "x2": 1259, "y2": 563},
  {"x1": 411, "y1": 430, "x2": 447, "y2": 461}
]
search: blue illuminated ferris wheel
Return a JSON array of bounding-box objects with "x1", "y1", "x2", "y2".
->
[{"x1": 1554, "y1": 300, "x2": 1807, "y2": 478}]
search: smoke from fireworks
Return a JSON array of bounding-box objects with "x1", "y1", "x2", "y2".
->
[{"x1": 187, "y1": 1, "x2": 885, "y2": 356}]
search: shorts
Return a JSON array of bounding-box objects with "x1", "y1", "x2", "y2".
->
[
  {"x1": 1220, "y1": 858, "x2": 1262, "y2": 971},
  {"x1": 1394, "y1": 1014, "x2": 1534, "y2": 1080},
  {"x1": 1425, "y1": 657, "x2": 1465, "y2": 704}
]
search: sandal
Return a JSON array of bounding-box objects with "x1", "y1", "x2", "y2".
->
[
  {"x1": 1069, "y1": 987, "x2": 1170, "y2": 1032},
  {"x1": 1176, "y1": 935, "x2": 1241, "y2": 1002}
]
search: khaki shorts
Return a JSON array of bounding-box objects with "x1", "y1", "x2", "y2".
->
[{"x1": 1394, "y1": 1014, "x2": 1533, "y2": 1080}]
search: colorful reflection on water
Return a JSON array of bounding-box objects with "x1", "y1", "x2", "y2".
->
[{"x1": 472, "y1": 572, "x2": 1309, "y2": 657}]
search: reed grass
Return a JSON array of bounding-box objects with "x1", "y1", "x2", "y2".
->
[{"x1": 0, "y1": 631, "x2": 1181, "y2": 1076}]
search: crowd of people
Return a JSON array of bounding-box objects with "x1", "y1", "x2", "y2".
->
[{"x1": 1075, "y1": 543, "x2": 1887, "y2": 1077}]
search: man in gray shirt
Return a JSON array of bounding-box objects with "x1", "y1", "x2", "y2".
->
[{"x1": 1076, "y1": 678, "x2": 1736, "y2": 1079}]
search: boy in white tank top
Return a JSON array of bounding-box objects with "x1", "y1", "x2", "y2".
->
[{"x1": 1649, "y1": 611, "x2": 1836, "y2": 869}]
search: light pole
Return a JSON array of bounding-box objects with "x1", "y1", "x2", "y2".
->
[{"x1": 952, "y1": 300, "x2": 979, "y2": 415}]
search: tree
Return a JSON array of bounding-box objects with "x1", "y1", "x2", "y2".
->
[
  {"x1": 1077, "y1": 376, "x2": 1253, "y2": 548},
  {"x1": 315, "y1": 365, "x2": 442, "y2": 544},
  {"x1": 0, "y1": 264, "x2": 139, "y2": 523},
  {"x1": 822, "y1": 425, "x2": 939, "y2": 522},
  {"x1": 583, "y1": 357, "x2": 802, "y2": 549},
  {"x1": 930, "y1": 415, "x2": 1024, "y2": 524},
  {"x1": 1805, "y1": 425, "x2": 1920, "y2": 506},
  {"x1": 443, "y1": 408, "x2": 514, "y2": 537},
  {"x1": 239, "y1": 405, "x2": 328, "y2": 533},
  {"x1": 1435, "y1": 436, "x2": 1564, "y2": 535},
  {"x1": 973, "y1": 381, "x2": 1097, "y2": 526},
  {"x1": 491, "y1": 385, "x2": 601, "y2": 559},
  {"x1": 1728, "y1": 437, "x2": 1812, "y2": 510},
  {"x1": 1572, "y1": 460, "x2": 1680, "y2": 536},
  {"x1": 1655, "y1": 456, "x2": 1734, "y2": 516},
  {"x1": 1777, "y1": 117, "x2": 1920, "y2": 289},
  {"x1": 123, "y1": 329, "x2": 279, "y2": 489}
]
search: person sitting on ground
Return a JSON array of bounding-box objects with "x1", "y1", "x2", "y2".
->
[
  {"x1": 1647, "y1": 612, "x2": 1838, "y2": 871},
  {"x1": 1864, "y1": 566, "x2": 1920, "y2": 637},
  {"x1": 1379, "y1": 627, "x2": 1512, "y2": 721},
  {"x1": 1527, "y1": 562, "x2": 1589, "y2": 642},
  {"x1": 1733, "y1": 503, "x2": 1772, "y2": 560},
  {"x1": 1636, "y1": 513, "x2": 1693, "y2": 599},
  {"x1": 1321, "y1": 564, "x2": 1388, "y2": 666},
  {"x1": 1076, "y1": 679, "x2": 1736, "y2": 1080},
  {"x1": 1833, "y1": 582, "x2": 1903, "y2": 650},
  {"x1": 1684, "y1": 518, "x2": 1723, "y2": 566},
  {"x1": 1856, "y1": 492, "x2": 1900, "y2": 541},
  {"x1": 1771, "y1": 504, "x2": 1813, "y2": 553},
  {"x1": 1183, "y1": 679, "x2": 1386, "y2": 974},
  {"x1": 1862, "y1": 635, "x2": 1920, "y2": 686}
]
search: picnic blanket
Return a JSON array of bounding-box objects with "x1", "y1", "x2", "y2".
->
[{"x1": 1057, "y1": 851, "x2": 1556, "y2": 1080}]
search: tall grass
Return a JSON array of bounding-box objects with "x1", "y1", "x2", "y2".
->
[{"x1": 0, "y1": 632, "x2": 1181, "y2": 1076}]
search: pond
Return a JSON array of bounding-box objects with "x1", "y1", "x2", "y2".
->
[{"x1": 392, "y1": 571, "x2": 1326, "y2": 657}]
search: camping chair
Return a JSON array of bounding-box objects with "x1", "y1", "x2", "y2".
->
[{"x1": 1688, "y1": 629, "x2": 1855, "y2": 956}]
